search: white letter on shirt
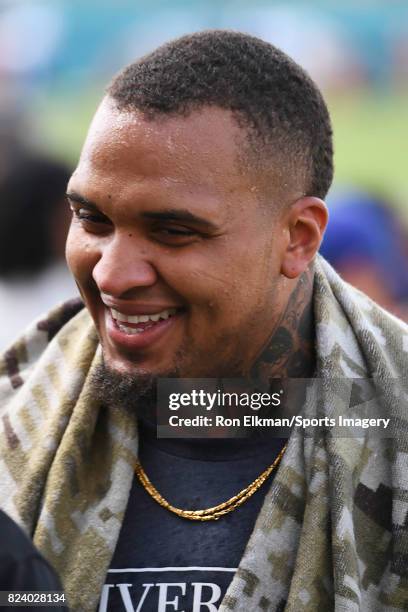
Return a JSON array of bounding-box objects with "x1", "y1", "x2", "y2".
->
[
  {"x1": 117, "y1": 582, "x2": 154, "y2": 612},
  {"x1": 157, "y1": 582, "x2": 186, "y2": 611},
  {"x1": 98, "y1": 584, "x2": 114, "y2": 612},
  {"x1": 192, "y1": 582, "x2": 222, "y2": 611}
]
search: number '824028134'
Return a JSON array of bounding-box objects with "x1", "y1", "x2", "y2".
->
[{"x1": 5, "y1": 591, "x2": 66, "y2": 605}]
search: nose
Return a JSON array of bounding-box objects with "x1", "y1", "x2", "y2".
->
[{"x1": 92, "y1": 234, "x2": 158, "y2": 298}]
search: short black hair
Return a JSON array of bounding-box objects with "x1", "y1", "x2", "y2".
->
[{"x1": 109, "y1": 30, "x2": 333, "y2": 200}]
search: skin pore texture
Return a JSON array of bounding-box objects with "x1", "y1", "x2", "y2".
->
[{"x1": 65, "y1": 97, "x2": 327, "y2": 404}]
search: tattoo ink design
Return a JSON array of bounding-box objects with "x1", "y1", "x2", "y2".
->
[{"x1": 250, "y1": 267, "x2": 315, "y2": 384}]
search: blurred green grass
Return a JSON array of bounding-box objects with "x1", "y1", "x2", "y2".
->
[
  {"x1": 34, "y1": 88, "x2": 408, "y2": 209},
  {"x1": 328, "y1": 91, "x2": 408, "y2": 208}
]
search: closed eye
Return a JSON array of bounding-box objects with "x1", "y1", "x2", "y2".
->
[
  {"x1": 69, "y1": 204, "x2": 112, "y2": 232},
  {"x1": 73, "y1": 208, "x2": 104, "y2": 222},
  {"x1": 159, "y1": 226, "x2": 195, "y2": 236},
  {"x1": 152, "y1": 224, "x2": 199, "y2": 245}
]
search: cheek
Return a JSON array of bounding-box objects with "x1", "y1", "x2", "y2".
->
[
  {"x1": 163, "y1": 237, "x2": 278, "y2": 314},
  {"x1": 160, "y1": 244, "x2": 265, "y2": 324},
  {"x1": 152, "y1": 246, "x2": 225, "y2": 301},
  {"x1": 65, "y1": 226, "x2": 98, "y2": 286}
]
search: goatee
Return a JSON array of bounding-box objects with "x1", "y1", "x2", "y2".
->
[{"x1": 91, "y1": 360, "x2": 159, "y2": 421}]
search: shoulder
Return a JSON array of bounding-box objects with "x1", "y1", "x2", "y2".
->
[{"x1": 315, "y1": 255, "x2": 408, "y2": 378}]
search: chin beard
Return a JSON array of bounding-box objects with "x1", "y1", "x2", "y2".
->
[
  {"x1": 91, "y1": 335, "x2": 249, "y2": 420},
  {"x1": 91, "y1": 359, "x2": 180, "y2": 422}
]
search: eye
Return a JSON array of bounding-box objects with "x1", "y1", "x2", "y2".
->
[
  {"x1": 160, "y1": 227, "x2": 195, "y2": 236},
  {"x1": 152, "y1": 224, "x2": 198, "y2": 245},
  {"x1": 70, "y1": 205, "x2": 112, "y2": 232}
]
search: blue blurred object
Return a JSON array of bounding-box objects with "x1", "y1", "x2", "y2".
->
[{"x1": 320, "y1": 190, "x2": 408, "y2": 301}]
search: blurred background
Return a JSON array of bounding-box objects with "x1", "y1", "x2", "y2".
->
[{"x1": 1, "y1": 0, "x2": 408, "y2": 349}]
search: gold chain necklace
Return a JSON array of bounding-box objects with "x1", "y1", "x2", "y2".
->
[{"x1": 134, "y1": 442, "x2": 287, "y2": 521}]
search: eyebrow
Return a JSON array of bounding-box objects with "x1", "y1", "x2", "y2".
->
[
  {"x1": 66, "y1": 192, "x2": 218, "y2": 230},
  {"x1": 66, "y1": 192, "x2": 100, "y2": 211},
  {"x1": 142, "y1": 209, "x2": 217, "y2": 230}
]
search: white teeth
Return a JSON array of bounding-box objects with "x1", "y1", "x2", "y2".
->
[
  {"x1": 110, "y1": 307, "x2": 178, "y2": 325},
  {"x1": 127, "y1": 314, "x2": 140, "y2": 323},
  {"x1": 160, "y1": 307, "x2": 177, "y2": 319},
  {"x1": 117, "y1": 323, "x2": 146, "y2": 335},
  {"x1": 110, "y1": 308, "x2": 127, "y2": 322}
]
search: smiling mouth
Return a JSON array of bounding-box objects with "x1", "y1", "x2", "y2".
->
[{"x1": 109, "y1": 307, "x2": 179, "y2": 335}]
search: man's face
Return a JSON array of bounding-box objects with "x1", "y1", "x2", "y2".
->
[{"x1": 66, "y1": 98, "x2": 291, "y2": 379}]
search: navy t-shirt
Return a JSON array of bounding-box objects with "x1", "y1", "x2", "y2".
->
[{"x1": 98, "y1": 423, "x2": 286, "y2": 612}]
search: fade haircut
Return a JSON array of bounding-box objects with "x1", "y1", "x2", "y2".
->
[{"x1": 108, "y1": 30, "x2": 333, "y2": 200}]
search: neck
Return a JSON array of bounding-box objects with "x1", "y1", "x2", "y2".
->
[{"x1": 250, "y1": 266, "x2": 315, "y2": 382}]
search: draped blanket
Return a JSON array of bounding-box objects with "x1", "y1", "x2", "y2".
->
[{"x1": 0, "y1": 256, "x2": 407, "y2": 611}]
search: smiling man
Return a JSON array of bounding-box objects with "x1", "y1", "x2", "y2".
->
[
  {"x1": 65, "y1": 100, "x2": 324, "y2": 383},
  {"x1": 1, "y1": 31, "x2": 408, "y2": 612}
]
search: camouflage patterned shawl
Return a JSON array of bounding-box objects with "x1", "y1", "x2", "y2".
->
[{"x1": 0, "y1": 256, "x2": 407, "y2": 611}]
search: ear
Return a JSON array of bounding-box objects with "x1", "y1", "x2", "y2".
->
[{"x1": 281, "y1": 196, "x2": 328, "y2": 279}]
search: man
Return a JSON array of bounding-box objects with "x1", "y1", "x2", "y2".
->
[{"x1": 0, "y1": 31, "x2": 407, "y2": 611}]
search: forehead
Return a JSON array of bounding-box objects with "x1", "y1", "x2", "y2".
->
[{"x1": 72, "y1": 97, "x2": 250, "y2": 199}]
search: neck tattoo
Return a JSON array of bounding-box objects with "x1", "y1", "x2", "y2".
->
[{"x1": 250, "y1": 267, "x2": 315, "y2": 384}]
